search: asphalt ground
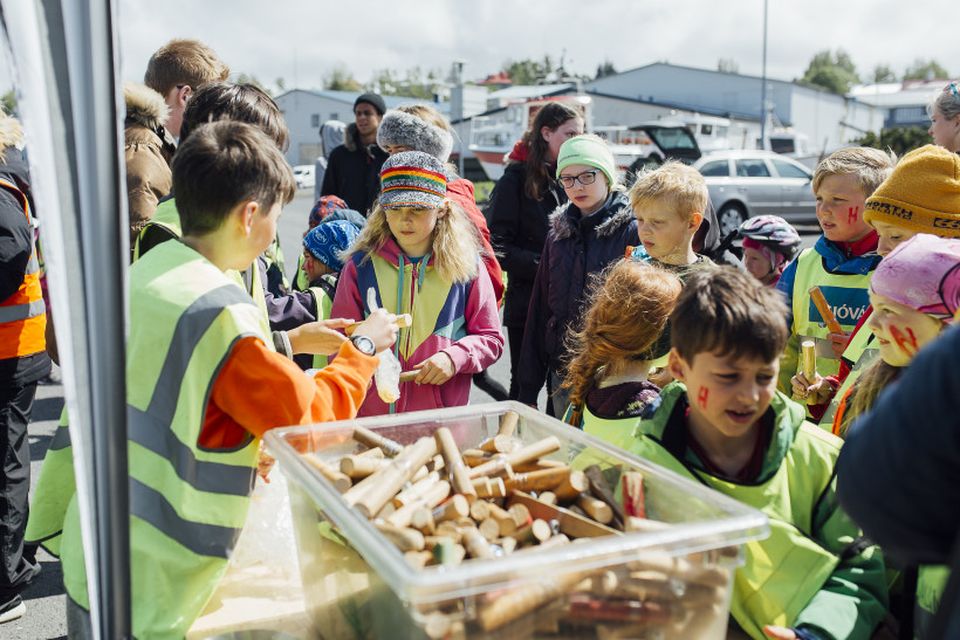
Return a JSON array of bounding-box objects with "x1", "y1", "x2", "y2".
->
[{"x1": 8, "y1": 188, "x2": 819, "y2": 639}]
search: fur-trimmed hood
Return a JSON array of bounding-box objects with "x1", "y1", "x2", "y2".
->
[
  {"x1": 0, "y1": 112, "x2": 23, "y2": 155},
  {"x1": 548, "y1": 190, "x2": 634, "y2": 241},
  {"x1": 124, "y1": 82, "x2": 169, "y2": 131},
  {"x1": 342, "y1": 122, "x2": 361, "y2": 152}
]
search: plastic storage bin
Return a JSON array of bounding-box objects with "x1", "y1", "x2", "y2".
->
[{"x1": 265, "y1": 401, "x2": 768, "y2": 639}]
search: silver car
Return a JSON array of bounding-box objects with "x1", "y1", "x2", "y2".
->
[{"x1": 693, "y1": 150, "x2": 816, "y2": 235}]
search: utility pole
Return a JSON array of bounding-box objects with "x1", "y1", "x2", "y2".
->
[{"x1": 759, "y1": 0, "x2": 769, "y2": 150}]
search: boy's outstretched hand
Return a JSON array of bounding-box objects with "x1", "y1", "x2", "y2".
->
[
  {"x1": 288, "y1": 318, "x2": 353, "y2": 356},
  {"x1": 413, "y1": 352, "x2": 456, "y2": 385},
  {"x1": 827, "y1": 331, "x2": 849, "y2": 359},
  {"x1": 763, "y1": 625, "x2": 796, "y2": 639},
  {"x1": 352, "y1": 308, "x2": 400, "y2": 353}
]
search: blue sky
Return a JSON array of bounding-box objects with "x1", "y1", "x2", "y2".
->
[{"x1": 112, "y1": 0, "x2": 958, "y2": 93}]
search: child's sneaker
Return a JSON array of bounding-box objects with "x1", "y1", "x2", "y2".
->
[{"x1": 0, "y1": 594, "x2": 25, "y2": 624}]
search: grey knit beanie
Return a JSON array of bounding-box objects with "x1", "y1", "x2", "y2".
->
[{"x1": 377, "y1": 109, "x2": 454, "y2": 163}]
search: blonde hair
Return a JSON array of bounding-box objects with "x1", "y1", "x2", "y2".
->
[
  {"x1": 397, "y1": 103, "x2": 451, "y2": 133},
  {"x1": 344, "y1": 199, "x2": 481, "y2": 283},
  {"x1": 928, "y1": 81, "x2": 960, "y2": 121},
  {"x1": 628, "y1": 160, "x2": 708, "y2": 220},
  {"x1": 562, "y1": 260, "x2": 682, "y2": 410},
  {"x1": 812, "y1": 147, "x2": 896, "y2": 197},
  {"x1": 838, "y1": 359, "x2": 901, "y2": 437}
]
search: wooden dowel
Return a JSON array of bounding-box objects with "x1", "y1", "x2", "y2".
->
[{"x1": 434, "y1": 427, "x2": 478, "y2": 502}]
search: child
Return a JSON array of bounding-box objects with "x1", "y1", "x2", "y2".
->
[
  {"x1": 57, "y1": 121, "x2": 400, "y2": 639},
  {"x1": 629, "y1": 160, "x2": 712, "y2": 274},
  {"x1": 776, "y1": 147, "x2": 894, "y2": 393},
  {"x1": 928, "y1": 80, "x2": 960, "y2": 153},
  {"x1": 297, "y1": 219, "x2": 361, "y2": 369},
  {"x1": 376, "y1": 104, "x2": 505, "y2": 308},
  {"x1": 292, "y1": 195, "x2": 351, "y2": 291},
  {"x1": 833, "y1": 234, "x2": 960, "y2": 435},
  {"x1": 792, "y1": 145, "x2": 960, "y2": 426},
  {"x1": 488, "y1": 102, "x2": 583, "y2": 400},
  {"x1": 560, "y1": 259, "x2": 681, "y2": 448},
  {"x1": 738, "y1": 215, "x2": 801, "y2": 287},
  {"x1": 330, "y1": 151, "x2": 503, "y2": 415},
  {"x1": 625, "y1": 266, "x2": 887, "y2": 640},
  {"x1": 516, "y1": 134, "x2": 637, "y2": 416}
]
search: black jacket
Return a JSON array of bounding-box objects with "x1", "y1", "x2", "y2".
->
[
  {"x1": 517, "y1": 191, "x2": 638, "y2": 404},
  {"x1": 0, "y1": 147, "x2": 50, "y2": 383},
  {"x1": 320, "y1": 123, "x2": 388, "y2": 216},
  {"x1": 487, "y1": 161, "x2": 566, "y2": 328}
]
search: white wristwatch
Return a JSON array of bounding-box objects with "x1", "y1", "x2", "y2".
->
[{"x1": 350, "y1": 334, "x2": 376, "y2": 356}]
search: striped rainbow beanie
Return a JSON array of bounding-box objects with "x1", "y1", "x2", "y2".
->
[{"x1": 379, "y1": 150, "x2": 447, "y2": 209}]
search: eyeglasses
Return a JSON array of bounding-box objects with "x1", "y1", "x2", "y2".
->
[{"x1": 558, "y1": 170, "x2": 599, "y2": 189}]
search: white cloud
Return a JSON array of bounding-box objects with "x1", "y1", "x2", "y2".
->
[{"x1": 116, "y1": 0, "x2": 958, "y2": 91}]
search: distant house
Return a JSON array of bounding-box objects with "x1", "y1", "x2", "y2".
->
[
  {"x1": 275, "y1": 89, "x2": 452, "y2": 165},
  {"x1": 848, "y1": 79, "x2": 943, "y2": 129}
]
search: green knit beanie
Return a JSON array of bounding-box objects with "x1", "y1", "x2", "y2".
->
[{"x1": 556, "y1": 134, "x2": 617, "y2": 186}]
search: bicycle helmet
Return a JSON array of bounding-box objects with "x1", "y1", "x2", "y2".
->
[{"x1": 738, "y1": 215, "x2": 802, "y2": 260}]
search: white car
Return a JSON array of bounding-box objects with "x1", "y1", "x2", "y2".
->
[
  {"x1": 293, "y1": 165, "x2": 315, "y2": 190},
  {"x1": 693, "y1": 150, "x2": 816, "y2": 235}
]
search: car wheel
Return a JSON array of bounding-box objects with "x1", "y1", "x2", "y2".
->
[{"x1": 717, "y1": 203, "x2": 746, "y2": 236}]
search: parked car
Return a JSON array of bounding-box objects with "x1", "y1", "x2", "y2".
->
[
  {"x1": 693, "y1": 150, "x2": 816, "y2": 235},
  {"x1": 293, "y1": 164, "x2": 315, "y2": 190}
]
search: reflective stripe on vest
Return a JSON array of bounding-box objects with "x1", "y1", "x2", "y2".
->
[
  {"x1": 628, "y1": 415, "x2": 843, "y2": 637},
  {"x1": 59, "y1": 240, "x2": 268, "y2": 638},
  {"x1": 916, "y1": 564, "x2": 950, "y2": 638},
  {"x1": 791, "y1": 248, "x2": 873, "y2": 378},
  {"x1": 0, "y1": 177, "x2": 46, "y2": 358}
]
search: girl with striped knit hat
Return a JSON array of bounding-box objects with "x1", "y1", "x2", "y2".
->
[{"x1": 330, "y1": 151, "x2": 504, "y2": 415}]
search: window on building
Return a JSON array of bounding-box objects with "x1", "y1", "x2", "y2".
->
[
  {"x1": 329, "y1": 112, "x2": 339, "y2": 122},
  {"x1": 699, "y1": 160, "x2": 730, "y2": 177},
  {"x1": 311, "y1": 114, "x2": 320, "y2": 128},
  {"x1": 735, "y1": 159, "x2": 771, "y2": 178},
  {"x1": 772, "y1": 159, "x2": 810, "y2": 179},
  {"x1": 700, "y1": 124, "x2": 713, "y2": 135}
]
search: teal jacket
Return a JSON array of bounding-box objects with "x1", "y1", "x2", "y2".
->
[{"x1": 626, "y1": 384, "x2": 887, "y2": 640}]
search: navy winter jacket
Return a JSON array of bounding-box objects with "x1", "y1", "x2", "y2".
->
[{"x1": 517, "y1": 191, "x2": 638, "y2": 404}]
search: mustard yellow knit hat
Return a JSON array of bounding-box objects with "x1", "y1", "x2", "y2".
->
[{"x1": 864, "y1": 144, "x2": 960, "y2": 237}]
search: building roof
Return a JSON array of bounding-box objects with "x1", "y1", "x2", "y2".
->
[
  {"x1": 275, "y1": 88, "x2": 450, "y2": 114},
  {"x1": 485, "y1": 83, "x2": 575, "y2": 102},
  {"x1": 848, "y1": 79, "x2": 945, "y2": 108},
  {"x1": 581, "y1": 89, "x2": 765, "y2": 124}
]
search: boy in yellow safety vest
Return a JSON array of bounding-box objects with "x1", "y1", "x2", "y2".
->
[
  {"x1": 625, "y1": 267, "x2": 887, "y2": 640},
  {"x1": 59, "y1": 121, "x2": 399, "y2": 639},
  {"x1": 775, "y1": 147, "x2": 894, "y2": 394}
]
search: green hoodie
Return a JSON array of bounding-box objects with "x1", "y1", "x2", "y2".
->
[{"x1": 626, "y1": 383, "x2": 887, "y2": 640}]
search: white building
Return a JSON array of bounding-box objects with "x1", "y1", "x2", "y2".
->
[
  {"x1": 584, "y1": 62, "x2": 881, "y2": 155},
  {"x1": 848, "y1": 80, "x2": 943, "y2": 129},
  {"x1": 275, "y1": 89, "x2": 452, "y2": 165}
]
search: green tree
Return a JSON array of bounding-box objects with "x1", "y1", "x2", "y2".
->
[
  {"x1": 855, "y1": 126, "x2": 930, "y2": 156},
  {"x1": 871, "y1": 64, "x2": 898, "y2": 83},
  {"x1": 234, "y1": 73, "x2": 270, "y2": 95},
  {"x1": 595, "y1": 59, "x2": 617, "y2": 79},
  {"x1": 502, "y1": 57, "x2": 552, "y2": 85},
  {"x1": 324, "y1": 65, "x2": 362, "y2": 92},
  {"x1": 717, "y1": 58, "x2": 739, "y2": 74},
  {"x1": 903, "y1": 59, "x2": 949, "y2": 81},
  {"x1": 367, "y1": 66, "x2": 441, "y2": 99},
  {"x1": 799, "y1": 49, "x2": 859, "y2": 95},
  {"x1": 1, "y1": 90, "x2": 16, "y2": 116}
]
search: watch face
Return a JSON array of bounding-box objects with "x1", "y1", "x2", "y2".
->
[{"x1": 352, "y1": 335, "x2": 376, "y2": 355}]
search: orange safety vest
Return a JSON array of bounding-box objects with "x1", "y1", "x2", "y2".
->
[{"x1": 0, "y1": 177, "x2": 45, "y2": 359}]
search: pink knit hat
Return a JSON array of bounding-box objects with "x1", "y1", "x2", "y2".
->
[{"x1": 871, "y1": 233, "x2": 960, "y2": 319}]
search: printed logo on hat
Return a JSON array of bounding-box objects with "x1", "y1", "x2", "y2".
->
[
  {"x1": 934, "y1": 217, "x2": 960, "y2": 230},
  {"x1": 865, "y1": 201, "x2": 913, "y2": 220}
]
